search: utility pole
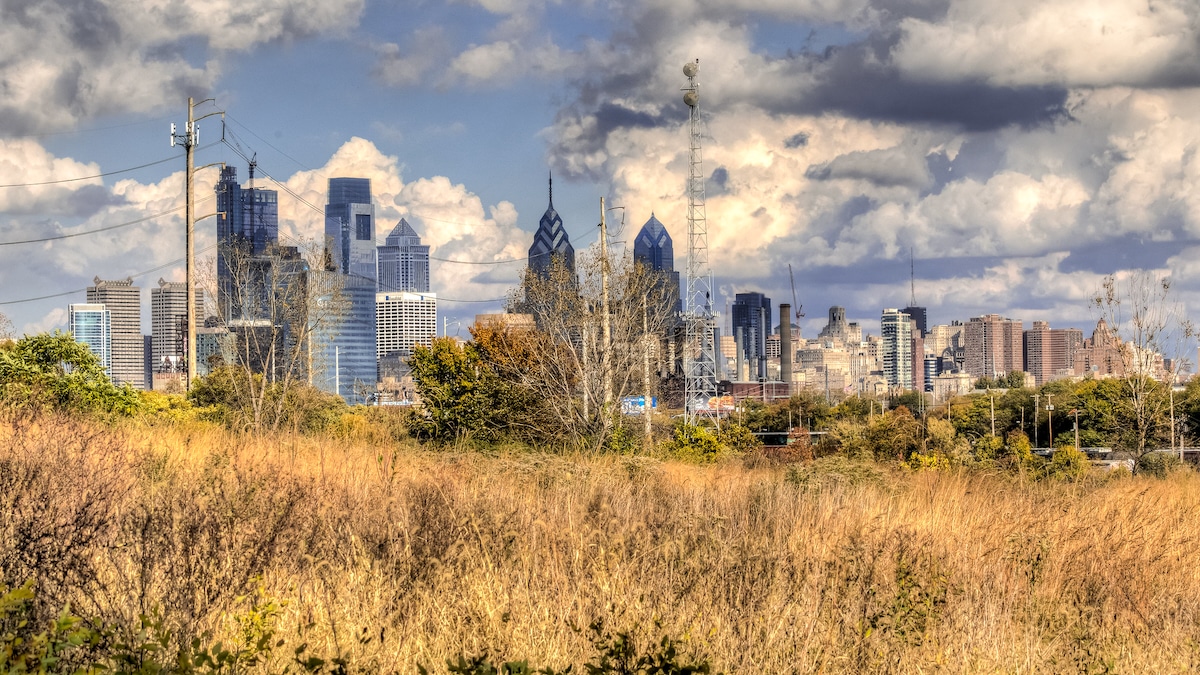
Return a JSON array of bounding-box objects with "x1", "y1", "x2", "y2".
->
[
  {"x1": 599, "y1": 197, "x2": 612, "y2": 409},
  {"x1": 643, "y1": 294, "x2": 652, "y2": 446},
  {"x1": 1072, "y1": 408, "x2": 1080, "y2": 451},
  {"x1": 1033, "y1": 395, "x2": 1039, "y2": 449},
  {"x1": 988, "y1": 388, "x2": 996, "y2": 437},
  {"x1": 171, "y1": 97, "x2": 222, "y2": 389}
]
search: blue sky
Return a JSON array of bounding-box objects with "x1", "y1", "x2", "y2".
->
[{"x1": 3, "y1": 0, "x2": 1200, "y2": 350}]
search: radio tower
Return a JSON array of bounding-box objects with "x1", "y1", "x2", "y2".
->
[{"x1": 681, "y1": 60, "x2": 718, "y2": 421}]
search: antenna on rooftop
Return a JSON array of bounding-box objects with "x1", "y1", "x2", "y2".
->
[{"x1": 909, "y1": 247, "x2": 917, "y2": 307}]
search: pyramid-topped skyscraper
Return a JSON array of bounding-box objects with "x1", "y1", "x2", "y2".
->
[
  {"x1": 633, "y1": 213, "x2": 681, "y2": 314},
  {"x1": 527, "y1": 174, "x2": 575, "y2": 279},
  {"x1": 378, "y1": 218, "x2": 430, "y2": 293}
]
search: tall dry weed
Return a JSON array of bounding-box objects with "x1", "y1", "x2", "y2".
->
[{"x1": 2, "y1": 413, "x2": 1200, "y2": 672}]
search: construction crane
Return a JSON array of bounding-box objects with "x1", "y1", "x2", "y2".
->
[{"x1": 788, "y1": 263, "x2": 805, "y2": 326}]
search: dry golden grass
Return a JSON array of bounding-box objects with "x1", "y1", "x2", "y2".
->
[{"x1": 3, "y1": 412, "x2": 1200, "y2": 673}]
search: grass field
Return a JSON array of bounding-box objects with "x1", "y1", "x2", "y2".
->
[{"x1": 3, "y1": 412, "x2": 1200, "y2": 673}]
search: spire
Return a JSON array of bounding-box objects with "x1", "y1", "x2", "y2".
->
[{"x1": 548, "y1": 170, "x2": 553, "y2": 207}]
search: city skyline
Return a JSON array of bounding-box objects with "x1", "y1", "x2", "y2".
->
[{"x1": 2, "y1": 1, "x2": 1200, "y2": 347}]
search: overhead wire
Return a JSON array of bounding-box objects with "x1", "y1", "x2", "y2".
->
[
  {"x1": 0, "y1": 195, "x2": 216, "y2": 246},
  {"x1": 0, "y1": 141, "x2": 221, "y2": 189},
  {"x1": 0, "y1": 243, "x2": 217, "y2": 306}
]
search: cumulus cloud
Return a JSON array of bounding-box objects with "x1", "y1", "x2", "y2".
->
[
  {"x1": 891, "y1": 0, "x2": 1200, "y2": 89},
  {"x1": 0, "y1": 0, "x2": 365, "y2": 134}
]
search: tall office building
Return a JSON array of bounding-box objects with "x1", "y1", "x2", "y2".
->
[
  {"x1": 69, "y1": 303, "x2": 111, "y2": 377},
  {"x1": 963, "y1": 314, "x2": 1023, "y2": 379},
  {"x1": 86, "y1": 277, "x2": 143, "y2": 388},
  {"x1": 818, "y1": 306, "x2": 850, "y2": 342},
  {"x1": 316, "y1": 177, "x2": 378, "y2": 402},
  {"x1": 1024, "y1": 321, "x2": 1084, "y2": 385},
  {"x1": 632, "y1": 213, "x2": 682, "y2": 315},
  {"x1": 732, "y1": 292, "x2": 771, "y2": 380},
  {"x1": 901, "y1": 305, "x2": 928, "y2": 336},
  {"x1": 376, "y1": 291, "x2": 437, "y2": 362},
  {"x1": 377, "y1": 218, "x2": 430, "y2": 293},
  {"x1": 881, "y1": 308, "x2": 913, "y2": 390},
  {"x1": 216, "y1": 165, "x2": 279, "y2": 322},
  {"x1": 527, "y1": 175, "x2": 575, "y2": 279},
  {"x1": 151, "y1": 279, "x2": 205, "y2": 376}
]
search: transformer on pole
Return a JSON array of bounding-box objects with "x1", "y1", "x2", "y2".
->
[{"x1": 681, "y1": 60, "x2": 718, "y2": 422}]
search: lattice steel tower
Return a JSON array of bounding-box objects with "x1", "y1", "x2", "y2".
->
[{"x1": 681, "y1": 59, "x2": 718, "y2": 420}]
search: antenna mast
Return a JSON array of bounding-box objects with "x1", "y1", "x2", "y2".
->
[
  {"x1": 681, "y1": 59, "x2": 717, "y2": 422},
  {"x1": 909, "y1": 247, "x2": 916, "y2": 307}
]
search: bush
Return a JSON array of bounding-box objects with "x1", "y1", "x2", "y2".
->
[
  {"x1": 664, "y1": 422, "x2": 723, "y2": 463},
  {"x1": 1137, "y1": 451, "x2": 1183, "y2": 478},
  {"x1": 1044, "y1": 447, "x2": 1089, "y2": 481}
]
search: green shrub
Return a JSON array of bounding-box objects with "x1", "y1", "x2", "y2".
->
[{"x1": 1137, "y1": 451, "x2": 1183, "y2": 478}]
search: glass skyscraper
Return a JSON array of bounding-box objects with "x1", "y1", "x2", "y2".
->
[
  {"x1": 316, "y1": 177, "x2": 378, "y2": 403},
  {"x1": 527, "y1": 176, "x2": 574, "y2": 279},
  {"x1": 732, "y1": 292, "x2": 772, "y2": 380},
  {"x1": 69, "y1": 303, "x2": 111, "y2": 377},
  {"x1": 632, "y1": 213, "x2": 682, "y2": 315},
  {"x1": 377, "y1": 218, "x2": 430, "y2": 293},
  {"x1": 216, "y1": 165, "x2": 279, "y2": 322}
]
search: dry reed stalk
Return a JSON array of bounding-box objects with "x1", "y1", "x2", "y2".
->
[{"x1": 3, "y1": 414, "x2": 1200, "y2": 672}]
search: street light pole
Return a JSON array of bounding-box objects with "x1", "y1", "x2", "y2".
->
[
  {"x1": 1033, "y1": 395, "x2": 1039, "y2": 449},
  {"x1": 1072, "y1": 408, "x2": 1080, "y2": 451}
]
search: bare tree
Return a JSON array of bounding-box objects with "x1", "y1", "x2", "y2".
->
[
  {"x1": 1092, "y1": 271, "x2": 1194, "y2": 469},
  {"x1": 0, "y1": 312, "x2": 14, "y2": 343},
  {"x1": 198, "y1": 238, "x2": 346, "y2": 432},
  {"x1": 509, "y1": 249, "x2": 677, "y2": 444}
]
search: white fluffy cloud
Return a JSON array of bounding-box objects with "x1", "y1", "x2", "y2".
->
[{"x1": 892, "y1": 0, "x2": 1200, "y2": 88}]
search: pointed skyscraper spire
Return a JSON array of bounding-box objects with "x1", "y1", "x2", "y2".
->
[{"x1": 548, "y1": 170, "x2": 553, "y2": 207}]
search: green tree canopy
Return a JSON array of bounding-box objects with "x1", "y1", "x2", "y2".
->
[{"x1": 0, "y1": 331, "x2": 142, "y2": 415}]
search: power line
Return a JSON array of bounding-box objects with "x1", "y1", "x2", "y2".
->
[
  {"x1": 0, "y1": 195, "x2": 216, "y2": 246},
  {"x1": 0, "y1": 243, "x2": 216, "y2": 306},
  {"x1": 0, "y1": 141, "x2": 220, "y2": 189},
  {"x1": 4, "y1": 114, "x2": 173, "y2": 141}
]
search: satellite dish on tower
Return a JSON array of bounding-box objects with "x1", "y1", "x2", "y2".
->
[
  {"x1": 683, "y1": 61, "x2": 699, "y2": 78},
  {"x1": 683, "y1": 91, "x2": 699, "y2": 107}
]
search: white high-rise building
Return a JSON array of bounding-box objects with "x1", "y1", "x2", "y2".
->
[
  {"x1": 881, "y1": 308, "x2": 913, "y2": 390},
  {"x1": 376, "y1": 291, "x2": 437, "y2": 364},
  {"x1": 69, "y1": 303, "x2": 112, "y2": 377}
]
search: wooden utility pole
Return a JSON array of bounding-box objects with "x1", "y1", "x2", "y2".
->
[
  {"x1": 172, "y1": 97, "x2": 221, "y2": 389},
  {"x1": 599, "y1": 197, "x2": 612, "y2": 409},
  {"x1": 643, "y1": 294, "x2": 652, "y2": 445}
]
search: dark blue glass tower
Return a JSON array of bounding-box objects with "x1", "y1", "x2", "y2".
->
[
  {"x1": 216, "y1": 165, "x2": 279, "y2": 322},
  {"x1": 632, "y1": 213, "x2": 682, "y2": 315},
  {"x1": 732, "y1": 292, "x2": 772, "y2": 381},
  {"x1": 527, "y1": 175, "x2": 574, "y2": 279}
]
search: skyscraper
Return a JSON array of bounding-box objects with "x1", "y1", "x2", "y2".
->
[
  {"x1": 964, "y1": 314, "x2": 1023, "y2": 379},
  {"x1": 316, "y1": 177, "x2": 378, "y2": 402},
  {"x1": 527, "y1": 175, "x2": 574, "y2": 279},
  {"x1": 901, "y1": 305, "x2": 928, "y2": 337},
  {"x1": 1024, "y1": 320, "x2": 1084, "y2": 385},
  {"x1": 881, "y1": 308, "x2": 913, "y2": 390},
  {"x1": 152, "y1": 278, "x2": 205, "y2": 376},
  {"x1": 376, "y1": 291, "x2": 437, "y2": 364},
  {"x1": 86, "y1": 277, "x2": 143, "y2": 388},
  {"x1": 732, "y1": 292, "x2": 771, "y2": 380},
  {"x1": 377, "y1": 218, "x2": 430, "y2": 293},
  {"x1": 632, "y1": 213, "x2": 682, "y2": 315},
  {"x1": 216, "y1": 165, "x2": 279, "y2": 322},
  {"x1": 68, "y1": 303, "x2": 111, "y2": 377}
]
